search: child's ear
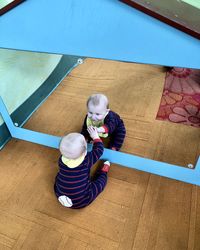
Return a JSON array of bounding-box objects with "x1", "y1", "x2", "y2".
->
[{"x1": 107, "y1": 108, "x2": 110, "y2": 112}]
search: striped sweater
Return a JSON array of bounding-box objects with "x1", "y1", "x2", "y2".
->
[
  {"x1": 54, "y1": 139, "x2": 104, "y2": 208},
  {"x1": 81, "y1": 110, "x2": 126, "y2": 150}
]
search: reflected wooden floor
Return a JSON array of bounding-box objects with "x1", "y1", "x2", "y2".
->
[{"x1": 0, "y1": 58, "x2": 200, "y2": 250}]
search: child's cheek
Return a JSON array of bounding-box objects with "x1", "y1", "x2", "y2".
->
[
  {"x1": 98, "y1": 115, "x2": 104, "y2": 120},
  {"x1": 87, "y1": 112, "x2": 92, "y2": 118}
]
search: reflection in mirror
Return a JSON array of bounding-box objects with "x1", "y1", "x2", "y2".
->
[
  {"x1": 74, "y1": 59, "x2": 200, "y2": 168},
  {"x1": 1, "y1": 51, "x2": 199, "y2": 169}
]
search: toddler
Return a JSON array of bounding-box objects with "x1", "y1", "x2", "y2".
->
[
  {"x1": 81, "y1": 93, "x2": 126, "y2": 150},
  {"x1": 54, "y1": 126, "x2": 110, "y2": 209}
]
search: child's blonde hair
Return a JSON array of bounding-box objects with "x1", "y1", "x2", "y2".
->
[
  {"x1": 87, "y1": 94, "x2": 109, "y2": 109},
  {"x1": 59, "y1": 133, "x2": 87, "y2": 159}
]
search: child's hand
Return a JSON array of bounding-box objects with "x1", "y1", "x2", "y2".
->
[
  {"x1": 87, "y1": 126, "x2": 99, "y2": 140},
  {"x1": 96, "y1": 127, "x2": 105, "y2": 133}
]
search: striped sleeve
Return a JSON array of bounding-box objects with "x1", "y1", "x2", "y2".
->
[{"x1": 86, "y1": 139, "x2": 104, "y2": 168}]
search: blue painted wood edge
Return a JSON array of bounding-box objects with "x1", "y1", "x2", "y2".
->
[
  {"x1": 0, "y1": 96, "x2": 16, "y2": 135},
  {"x1": 1, "y1": 96, "x2": 200, "y2": 185}
]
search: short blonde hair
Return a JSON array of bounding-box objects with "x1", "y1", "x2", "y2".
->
[
  {"x1": 87, "y1": 94, "x2": 109, "y2": 109},
  {"x1": 59, "y1": 133, "x2": 87, "y2": 159}
]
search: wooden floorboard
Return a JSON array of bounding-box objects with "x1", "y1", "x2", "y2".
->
[{"x1": 0, "y1": 58, "x2": 200, "y2": 249}]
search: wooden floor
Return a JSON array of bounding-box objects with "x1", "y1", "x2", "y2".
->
[{"x1": 0, "y1": 58, "x2": 200, "y2": 250}]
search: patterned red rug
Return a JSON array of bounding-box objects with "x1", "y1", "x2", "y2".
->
[{"x1": 156, "y1": 68, "x2": 200, "y2": 127}]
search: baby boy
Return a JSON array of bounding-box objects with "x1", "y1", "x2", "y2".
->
[
  {"x1": 54, "y1": 126, "x2": 110, "y2": 209},
  {"x1": 81, "y1": 93, "x2": 126, "y2": 151}
]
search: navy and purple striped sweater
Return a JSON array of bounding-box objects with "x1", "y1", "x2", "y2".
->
[
  {"x1": 81, "y1": 110, "x2": 126, "y2": 150},
  {"x1": 54, "y1": 139, "x2": 104, "y2": 209}
]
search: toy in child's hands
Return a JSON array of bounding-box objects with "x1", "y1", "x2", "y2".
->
[{"x1": 96, "y1": 126, "x2": 106, "y2": 133}]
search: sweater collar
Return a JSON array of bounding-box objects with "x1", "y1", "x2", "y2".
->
[{"x1": 61, "y1": 154, "x2": 85, "y2": 168}]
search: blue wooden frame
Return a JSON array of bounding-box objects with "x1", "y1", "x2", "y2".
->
[
  {"x1": 0, "y1": 0, "x2": 200, "y2": 69},
  {"x1": 1, "y1": 96, "x2": 200, "y2": 186}
]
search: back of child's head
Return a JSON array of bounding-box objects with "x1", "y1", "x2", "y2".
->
[
  {"x1": 87, "y1": 93, "x2": 109, "y2": 109},
  {"x1": 59, "y1": 133, "x2": 87, "y2": 159}
]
